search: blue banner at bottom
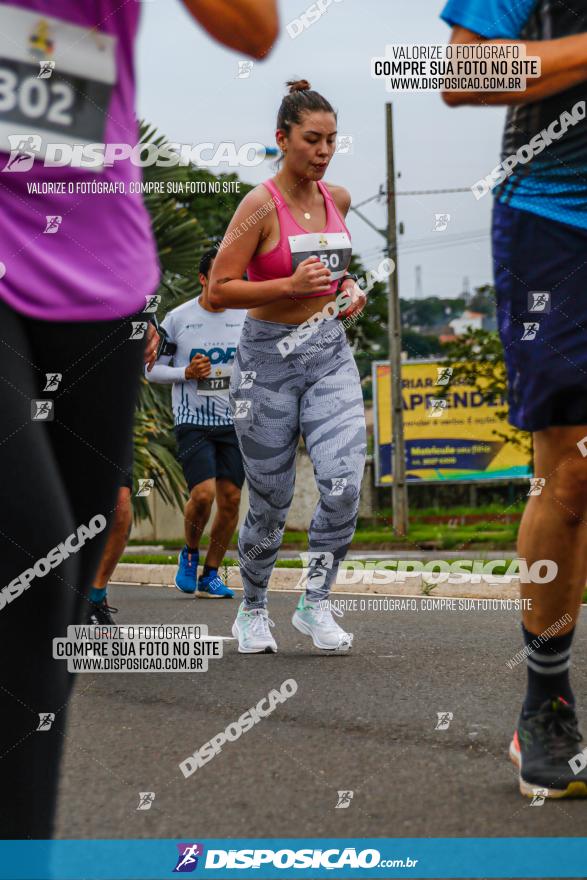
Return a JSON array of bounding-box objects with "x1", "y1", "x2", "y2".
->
[{"x1": 1, "y1": 838, "x2": 586, "y2": 880}]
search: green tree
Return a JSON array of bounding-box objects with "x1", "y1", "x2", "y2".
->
[
  {"x1": 467, "y1": 284, "x2": 496, "y2": 317},
  {"x1": 400, "y1": 296, "x2": 465, "y2": 328},
  {"x1": 132, "y1": 124, "x2": 253, "y2": 521}
]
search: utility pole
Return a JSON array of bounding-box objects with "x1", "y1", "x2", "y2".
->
[
  {"x1": 415, "y1": 265, "x2": 423, "y2": 299},
  {"x1": 386, "y1": 102, "x2": 408, "y2": 536}
]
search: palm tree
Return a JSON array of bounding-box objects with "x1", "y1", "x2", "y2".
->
[{"x1": 132, "y1": 124, "x2": 253, "y2": 521}]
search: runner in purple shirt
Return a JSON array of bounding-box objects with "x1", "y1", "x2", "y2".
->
[{"x1": 0, "y1": 0, "x2": 278, "y2": 840}]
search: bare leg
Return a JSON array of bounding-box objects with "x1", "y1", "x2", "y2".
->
[
  {"x1": 93, "y1": 487, "x2": 132, "y2": 588},
  {"x1": 184, "y1": 479, "x2": 215, "y2": 549},
  {"x1": 518, "y1": 425, "x2": 587, "y2": 636},
  {"x1": 205, "y1": 478, "x2": 241, "y2": 568}
]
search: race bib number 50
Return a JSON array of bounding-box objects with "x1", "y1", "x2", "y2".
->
[
  {"x1": 0, "y1": 7, "x2": 116, "y2": 164},
  {"x1": 288, "y1": 231, "x2": 352, "y2": 282}
]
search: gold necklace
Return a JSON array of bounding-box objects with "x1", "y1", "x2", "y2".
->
[
  {"x1": 289, "y1": 198, "x2": 312, "y2": 220},
  {"x1": 288, "y1": 188, "x2": 314, "y2": 220}
]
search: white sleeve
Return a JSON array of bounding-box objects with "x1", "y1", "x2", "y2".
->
[
  {"x1": 145, "y1": 310, "x2": 186, "y2": 384},
  {"x1": 145, "y1": 362, "x2": 186, "y2": 384}
]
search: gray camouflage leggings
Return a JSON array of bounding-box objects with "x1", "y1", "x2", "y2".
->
[{"x1": 229, "y1": 315, "x2": 367, "y2": 608}]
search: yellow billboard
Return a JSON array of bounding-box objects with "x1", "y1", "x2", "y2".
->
[{"x1": 373, "y1": 360, "x2": 531, "y2": 485}]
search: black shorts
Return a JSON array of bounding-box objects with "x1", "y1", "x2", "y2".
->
[
  {"x1": 493, "y1": 200, "x2": 587, "y2": 431},
  {"x1": 120, "y1": 431, "x2": 134, "y2": 490},
  {"x1": 174, "y1": 424, "x2": 245, "y2": 491}
]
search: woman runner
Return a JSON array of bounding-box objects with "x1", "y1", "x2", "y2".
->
[{"x1": 209, "y1": 79, "x2": 367, "y2": 653}]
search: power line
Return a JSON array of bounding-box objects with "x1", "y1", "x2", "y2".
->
[{"x1": 353, "y1": 186, "x2": 471, "y2": 209}]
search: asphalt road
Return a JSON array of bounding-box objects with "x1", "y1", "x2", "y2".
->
[{"x1": 55, "y1": 585, "x2": 587, "y2": 840}]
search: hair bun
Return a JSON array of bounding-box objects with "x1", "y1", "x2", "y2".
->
[{"x1": 286, "y1": 79, "x2": 311, "y2": 94}]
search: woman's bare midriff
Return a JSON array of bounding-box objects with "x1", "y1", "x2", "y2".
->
[{"x1": 248, "y1": 293, "x2": 338, "y2": 325}]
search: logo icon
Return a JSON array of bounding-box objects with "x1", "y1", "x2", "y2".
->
[
  {"x1": 298, "y1": 551, "x2": 334, "y2": 591},
  {"x1": 528, "y1": 291, "x2": 550, "y2": 313},
  {"x1": 335, "y1": 135, "x2": 353, "y2": 155},
  {"x1": 144, "y1": 294, "x2": 161, "y2": 313},
  {"x1": 43, "y1": 373, "x2": 62, "y2": 392},
  {"x1": 173, "y1": 843, "x2": 204, "y2": 873},
  {"x1": 239, "y1": 371, "x2": 256, "y2": 389},
  {"x1": 130, "y1": 321, "x2": 148, "y2": 340},
  {"x1": 233, "y1": 399, "x2": 252, "y2": 419},
  {"x1": 428, "y1": 398, "x2": 447, "y2": 417},
  {"x1": 318, "y1": 235, "x2": 328, "y2": 247},
  {"x1": 136, "y1": 479, "x2": 154, "y2": 497},
  {"x1": 37, "y1": 712, "x2": 55, "y2": 731},
  {"x1": 136, "y1": 792, "x2": 155, "y2": 811},
  {"x1": 236, "y1": 60, "x2": 254, "y2": 79},
  {"x1": 38, "y1": 60, "x2": 56, "y2": 79},
  {"x1": 433, "y1": 213, "x2": 451, "y2": 232},
  {"x1": 31, "y1": 400, "x2": 54, "y2": 421},
  {"x1": 44, "y1": 215, "x2": 62, "y2": 234},
  {"x1": 528, "y1": 477, "x2": 546, "y2": 497},
  {"x1": 521, "y1": 322, "x2": 539, "y2": 341},
  {"x1": 435, "y1": 366, "x2": 453, "y2": 386},
  {"x1": 330, "y1": 477, "x2": 347, "y2": 496},
  {"x1": 435, "y1": 711, "x2": 453, "y2": 730},
  {"x1": 529, "y1": 788, "x2": 547, "y2": 806},
  {"x1": 3, "y1": 135, "x2": 42, "y2": 173},
  {"x1": 335, "y1": 790, "x2": 354, "y2": 809}
]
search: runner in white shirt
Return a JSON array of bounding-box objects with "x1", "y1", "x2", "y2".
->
[{"x1": 148, "y1": 248, "x2": 247, "y2": 597}]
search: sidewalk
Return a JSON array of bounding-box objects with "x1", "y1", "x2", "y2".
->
[
  {"x1": 126, "y1": 546, "x2": 515, "y2": 561},
  {"x1": 113, "y1": 562, "x2": 521, "y2": 599}
]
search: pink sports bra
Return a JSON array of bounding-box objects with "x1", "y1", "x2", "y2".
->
[{"x1": 247, "y1": 178, "x2": 352, "y2": 298}]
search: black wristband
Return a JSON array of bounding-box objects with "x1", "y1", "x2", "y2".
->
[{"x1": 336, "y1": 273, "x2": 359, "y2": 292}]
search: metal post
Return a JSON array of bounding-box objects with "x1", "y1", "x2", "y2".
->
[{"x1": 386, "y1": 103, "x2": 408, "y2": 536}]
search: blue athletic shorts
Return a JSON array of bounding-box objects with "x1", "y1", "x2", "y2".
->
[
  {"x1": 174, "y1": 424, "x2": 245, "y2": 491},
  {"x1": 492, "y1": 200, "x2": 587, "y2": 432}
]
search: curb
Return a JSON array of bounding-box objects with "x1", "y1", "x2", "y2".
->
[{"x1": 113, "y1": 563, "x2": 521, "y2": 600}]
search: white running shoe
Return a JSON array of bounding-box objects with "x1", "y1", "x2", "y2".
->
[
  {"x1": 291, "y1": 595, "x2": 353, "y2": 651},
  {"x1": 232, "y1": 602, "x2": 277, "y2": 654}
]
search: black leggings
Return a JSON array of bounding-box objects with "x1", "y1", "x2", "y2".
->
[{"x1": 0, "y1": 299, "x2": 145, "y2": 838}]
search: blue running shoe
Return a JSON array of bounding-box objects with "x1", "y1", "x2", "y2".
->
[
  {"x1": 175, "y1": 547, "x2": 198, "y2": 594},
  {"x1": 197, "y1": 570, "x2": 234, "y2": 599}
]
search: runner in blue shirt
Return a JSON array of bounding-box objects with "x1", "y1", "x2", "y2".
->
[{"x1": 442, "y1": 0, "x2": 587, "y2": 799}]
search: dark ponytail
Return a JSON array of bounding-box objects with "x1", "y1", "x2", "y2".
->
[{"x1": 276, "y1": 79, "x2": 336, "y2": 134}]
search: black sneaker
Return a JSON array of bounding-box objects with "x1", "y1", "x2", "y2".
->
[
  {"x1": 509, "y1": 697, "x2": 587, "y2": 798},
  {"x1": 88, "y1": 600, "x2": 118, "y2": 626}
]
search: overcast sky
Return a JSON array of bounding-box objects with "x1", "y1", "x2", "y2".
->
[{"x1": 136, "y1": 0, "x2": 508, "y2": 300}]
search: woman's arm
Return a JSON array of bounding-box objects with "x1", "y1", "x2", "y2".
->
[
  {"x1": 443, "y1": 27, "x2": 587, "y2": 107},
  {"x1": 208, "y1": 188, "x2": 332, "y2": 309},
  {"x1": 326, "y1": 184, "x2": 366, "y2": 320},
  {"x1": 179, "y1": 0, "x2": 278, "y2": 59}
]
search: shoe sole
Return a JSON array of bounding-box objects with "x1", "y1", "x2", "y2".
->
[
  {"x1": 231, "y1": 621, "x2": 277, "y2": 654},
  {"x1": 509, "y1": 738, "x2": 587, "y2": 798},
  {"x1": 174, "y1": 581, "x2": 196, "y2": 595},
  {"x1": 195, "y1": 591, "x2": 233, "y2": 599},
  {"x1": 291, "y1": 613, "x2": 353, "y2": 652}
]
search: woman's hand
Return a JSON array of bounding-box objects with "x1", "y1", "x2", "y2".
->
[
  {"x1": 338, "y1": 279, "x2": 367, "y2": 320},
  {"x1": 289, "y1": 256, "x2": 332, "y2": 296}
]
